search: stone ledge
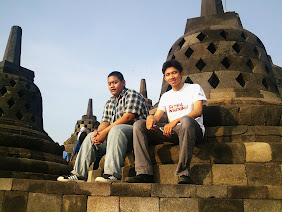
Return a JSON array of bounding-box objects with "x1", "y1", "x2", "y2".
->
[
  {"x1": 1, "y1": 178, "x2": 281, "y2": 212},
  {"x1": 1, "y1": 178, "x2": 281, "y2": 200}
]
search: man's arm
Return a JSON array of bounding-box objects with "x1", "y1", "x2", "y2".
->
[
  {"x1": 93, "y1": 113, "x2": 135, "y2": 145},
  {"x1": 146, "y1": 110, "x2": 164, "y2": 130},
  {"x1": 163, "y1": 100, "x2": 204, "y2": 137}
]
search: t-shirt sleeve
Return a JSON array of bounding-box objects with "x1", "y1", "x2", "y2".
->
[
  {"x1": 124, "y1": 91, "x2": 145, "y2": 115},
  {"x1": 193, "y1": 84, "x2": 207, "y2": 105},
  {"x1": 157, "y1": 94, "x2": 166, "y2": 112},
  {"x1": 101, "y1": 101, "x2": 111, "y2": 123}
]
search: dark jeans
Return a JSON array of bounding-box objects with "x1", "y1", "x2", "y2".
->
[{"x1": 133, "y1": 116, "x2": 203, "y2": 176}]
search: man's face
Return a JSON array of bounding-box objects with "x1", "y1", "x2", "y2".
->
[
  {"x1": 164, "y1": 67, "x2": 184, "y2": 88},
  {"x1": 108, "y1": 75, "x2": 125, "y2": 97}
]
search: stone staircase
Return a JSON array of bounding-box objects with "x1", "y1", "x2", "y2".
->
[
  {"x1": 89, "y1": 126, "x2": 282, "y2": 186},
  {"x1": 1, "y1": 125, "x2": 281, "y2": 211},
  {"x1": 0, "y1": 178, "x2": 281, "y2": 211}
]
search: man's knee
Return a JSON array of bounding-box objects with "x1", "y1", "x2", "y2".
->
[
  {"x1": 133, "y1": 119, "x2": 146, "y2": 131},
  {"x1": 180, "y1": 116, "x2": 195, "y2": 129}
]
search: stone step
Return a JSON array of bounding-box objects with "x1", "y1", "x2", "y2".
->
[
  {"x1": 205, "y1": 125, "x2": 281, "y2": 143},
  {"x1": 88, "y1": 162, "x2": 282, "y2": 187},
  {"x1": 0, "y1": 178, "x2": 281, "y2": 211},
  {"x1": 0, "y1": 155, "x2": 72, "y2": 178}
]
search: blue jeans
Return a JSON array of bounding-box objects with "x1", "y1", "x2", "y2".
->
[
  {"x1": 71, "y1": 124, "x2": 133, "y2": 180},
  {"x1": 71, "y1": 140, "x2": 81, "y2": 156}
]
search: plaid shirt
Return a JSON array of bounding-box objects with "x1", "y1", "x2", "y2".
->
[{"x1": 101, "y1": 88, "x2": 148, "y2": 124}]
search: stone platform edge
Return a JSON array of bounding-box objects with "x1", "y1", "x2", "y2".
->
[{"x1": 0, "y1": 178, "x2": 281, "y2": 212}]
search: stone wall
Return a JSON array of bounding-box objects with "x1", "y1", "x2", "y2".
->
[{"x1": 0, "y1": 178, "x2": 281, "y2": 212}]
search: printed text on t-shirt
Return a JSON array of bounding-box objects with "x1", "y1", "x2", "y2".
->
[{"x1": 168, "y1": 103, "x2": 189, "y2": 113}]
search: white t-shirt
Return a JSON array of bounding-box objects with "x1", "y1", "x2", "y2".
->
[{"x1": 158, "y1": 83, "x2": 207, "y2": 134}]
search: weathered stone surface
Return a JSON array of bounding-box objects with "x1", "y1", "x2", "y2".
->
[
  {"x1": 212, "y1": 164, "x2": 247, "y2": 185},
  {"x1": 87, "y1": 169, "x2": 102, "y2": 182},
  {"x1": 190, "y1": 164, "x2": 212, "y2": 185},
  {"x1": 27, "y1": 193, "x2": 61, "y2": 212},
  {"x1": 0, "y1": 178, "x2": 13, "y2": 190},
  {"x1": 87, "y1": 196, "x2": 119, "y2": 212},
  {"x1": 120, "y1": 197, "x2": 159, "y2": 212},
  {"x1": 0, "y1": 191, "x2": 4, "y2": 212},
  {"x1": 3, "y1": 26, "x2": 22, "y2": 65},
  {"x1": 227, "y1": 185, "x2": 267, "y2": 199},
  {"x1": 121, "y1": 166, "x2": 135, "y2": 182},
  {"x1": 111, "y1": 183, "x2": 151, "y2": 197},
  {"x1": 152, "y1": 184, "x2": 196, "y2": 198},
  {"x1": 196, "y1": 185, "x2": 227, "y2": 198},
  {"x1": 160, "y1": 198, "x2": 198, "y2": 212},
  {"x1": 267, "y1": 186, "x2": 282, "y2": 199},
  {"x1": 199, "y1": 199, "x2": 244, "y2": 212},
  {"x1": 245, "y1": 164, "x2": 281, "y2": 186},
  {"x1": 212, "y1": 143, "x2": 245, "y2": 164},
  {"x1": 46, "y1": 181, "x2": 76, "y2": 195},
  {"x1": 62, "y1": 195, "x2": 87, "y2": 212},
  {"x1": 269, "y1": 143, "x2": 282, "y2": 162},
  {"x1": 244, "y1": 199, "x2": 281, "y2": 212},
  {"x1": 153, "y1": 164, "x2": 178, "y2": 184},
  {"x1": 244, "y1": 142, "x2": 272, "y2": 162},
  {"x1": 76, "y1": 182, "x2": 111, "y2": 196},
  {"x1": 2, "y1": 191, "x2": 28, "y2": 212},
  {"x1": 12, "y1": 179, "x2": 46, "y2": 193}
]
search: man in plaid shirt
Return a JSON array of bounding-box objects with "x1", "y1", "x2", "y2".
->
[{"x1": 58, "y1": 71, "x2": 148, "y2": 182}]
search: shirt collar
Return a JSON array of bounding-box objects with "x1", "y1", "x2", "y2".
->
[{"x1": 110, "y1": 87, "x2": 127, "y2": 101}]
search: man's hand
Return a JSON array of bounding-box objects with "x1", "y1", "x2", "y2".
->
[
  {"x1": 146, "y1": 115, "x2": 157, "y2": 130},
  {"x1": 163, "y1": 119, "x2": 178, "y2": 137},
  {"x1": 92, "y1": 130, "x2": 107, "y2": 145}
]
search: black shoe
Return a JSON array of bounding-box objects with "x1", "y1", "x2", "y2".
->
[
  {"x1": 125, "y1": 174, "x2": 154, "y2": 183},
  {"x1": 178, "y1": 175, "x2": 194, "y2": 184}
]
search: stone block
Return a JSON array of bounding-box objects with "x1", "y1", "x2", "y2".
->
[
  {"x1": 212, "y1": 164, "x2": 247, "y2": 185},
  {"x1": 245, "y1": 164, "x2": 281, "y2": 186},
  {"x1": 62, "y1": 195, "x2": 87, "y2": 212},
  {"x1": 121, "y1": 166, "x2": 135, "y2": 182},
  {"x1": 227, "y1": 185, "x2": 267, "y2": 199},
  {"x1": 244, "y1": 142, "x2": 272, "y2": 162},
  {"x1": 12, "y1": 179, "x2": 46, "y2": 193},
  {"x1": 153, "y1": 164, "x2": 178, "y2": 184},
  {"x1": 46, "y1": 181, "x2": 76, "y2": 195},
  {"x1": 150, "y1": 143, "x2": 179, "y2": 164},
  {"x1": 120, "y1": 197, "x2": 159, "y2": 212},
  {"x1": 160, "y1": 198, "x2": 198, "y2": 212},
  {"x1": 111, "y1": 183, "x2": 151, "y2": 197},
  {"x1": 87, "y1": 169, "x2": 103, "y2": 182},
  {"x1": 2, "y1": 191, "x2": 28, "y2": 212},
  {"x1": 0, "y1": 191, "x2": 4, "y2": 212},
  {"x1": 267, "y1": 186, "x2": 282, "y2": 199},
  {"x1": 76, "y1": 182, "x2": 110, "y2": 196},
  {"x1": 87, "y1": 196, "x2": 119, "y2": 212},
  {"x1": 199, "y1": 199, "x2": 244, "y2": 212},
  {"x1": 269, "y1": 143, "x2": 282, "y2": 162},
  {"x1": 27, "y1": 193, "x2": 62, "y2": 212},
  {"x1": 152, "y1": 184, "x2": 196, "y2": 198},
  {"x1": 244, "y1": 199, "x2": 281, "y2": 212},
  {"x1": 212, "y1": 143, "x2": 245, "y2": 164},
  {"x1": 0, "y1": 178, "x2": 13, "y2": 190},
  {"x1": 196, "y1": 185, "x2": 227, "y2": 198},
  {"x1": 190, "y1": 164, "x2": 212, "y2": 185}
]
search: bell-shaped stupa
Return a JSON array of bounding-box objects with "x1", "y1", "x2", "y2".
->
[
  {"x1": 64, "y1": 98, "x2": 100, "y2": 153},
  {"x1": 161, "y1": 0, "x2": 281, "y2": 127},
  {"x1": 0, "y1": 26, "x2": 72, "y2": 180}
]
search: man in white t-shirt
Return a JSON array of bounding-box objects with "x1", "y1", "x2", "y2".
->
[{"x1": 126, "y1": 59, "x2": 207, "y2": 184}]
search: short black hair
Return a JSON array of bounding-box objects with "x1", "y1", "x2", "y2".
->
[
  {"x1": 162, "y1": 59, "x2": 183, "y2": 74},
  {"x1": 108, "y1": 71, "x2": 124, "y2": 81}
]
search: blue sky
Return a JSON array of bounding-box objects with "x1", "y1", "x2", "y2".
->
[{"x1": 0, "y1": 0, "x2": 281, "y2": 145}]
